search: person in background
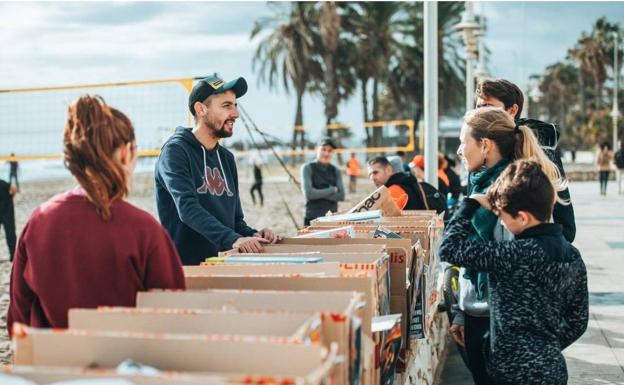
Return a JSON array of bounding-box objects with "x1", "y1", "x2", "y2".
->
[
  {"x1": 7, "y1": 95, "x2": 185, "y2": 334},
  {"x1": 368, "y1": 156, "x2": 447, "y2": 215},
  {"x1": 596, "y1": 141, "x2": 613, "y2": 196},
  {"x1": 300, "y1": 138, "x2": 345, "y2": 226},
  {"x1": 346, "y1": 152, "x2": 361, "y2": 193},
  {"x1": 395, "y1": 150, "x2": 412, "y2": 174},
  {"x1": 409, "y1": 154, "x2": 450, "y2": 198},
  {"x1": 444, "y1": 154, "x2": 462, "y2": 206},
  {"x1": 368, "y1": 156, "x2": 428, "y2": 210},
  {"x1": 0, "y1": 178, "x2": 16, "y2": 260},
  {"x1": 155, "y1": 75, "x2": 278, "y2": 264},
  {"x1": 8, "y1": 153, "x2": 19, "y2": 192},
  {"x1": 614, "y1": 141, "x2": 624, "y2": 195},
  {"x1": 250, "y1": 157, "x2": 264, "y2": 206}
]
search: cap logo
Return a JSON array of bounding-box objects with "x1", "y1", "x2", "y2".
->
[{"x1": 207, "y1": 78, "x2": 225, "y2": 90}]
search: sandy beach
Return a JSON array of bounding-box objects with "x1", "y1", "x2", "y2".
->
[{"x1": 0, "y1": 169, "x2": 368, "y2": 365}]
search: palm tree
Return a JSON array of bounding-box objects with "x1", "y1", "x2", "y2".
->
[
  {"x1": 341, "y1": 2, "x2": 403, "y2": 147},
  {"x1": 568, "y1": 18, "x2": 620, "y2": 111},
  {"x1": 250, "y1": 2, "x2": 322, "y2": 152},
  {"x1": 540, "y1": 61, "x2": 579, "y2": 127},
  {"x1": 319, "y1": 1, "x2": 341, "y2": 130},
  {"x1": 386, "y1": 2, "x2": 465, "y2": 125},
  {"x1": 567, "y1": 39, "x2": 592, "y2": 117}
]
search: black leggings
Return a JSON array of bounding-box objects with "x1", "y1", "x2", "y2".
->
[
  {"x1": 599, "y1": 170, "x2": 610, "y2": 194},
  {"x1": 250, "y1": 182, "x2": 263, "y2": 206},
  {"x1": 464, "y1": 314, "x2": 492, "y2": 385},
  {"x1": 1, "y1": 196, "x2": 16, "y2": 261}
]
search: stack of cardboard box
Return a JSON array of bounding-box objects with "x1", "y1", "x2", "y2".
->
[{"x1": 6, "y1": 187, "x2": 445, "y2": 385}]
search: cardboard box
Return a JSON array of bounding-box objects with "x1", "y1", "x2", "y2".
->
[
  {"x1": 278, "y1": 238, "x2": 413, "y2": 296},
  {"x1": 137, "y1": 290, "x2": 362, "y2": 385},
  {"x1": 1, "y1": 365, "x2": 315, "y2": 385},
  {"x1": 182, "y1": 275, "x2": 375, "y2": 336},
  {"x1": 12, "y1": 325, "x2": 330, "y2": 379},
  {"x1": 346, "y1": 186, "x2": 401, "y2": 216},
  {"x1": 183, "y1": 262, "x2": 342, "y2": 277},
  {"x1": 222, "y1": 244, "x2": 386, "y2": 256},
  {"x1": 68, "y1": 307, "x2": 320, "y2": 343},
  {"x1": 206, "y1": 252, "x2": 390, "y2": 317}
]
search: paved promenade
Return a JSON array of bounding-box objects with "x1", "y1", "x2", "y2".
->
[{"x1": 439, "y1": 180, "x2": 624, "y2": 384}]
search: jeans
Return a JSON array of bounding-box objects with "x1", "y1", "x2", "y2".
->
[{"x1": 599, "y1": 170, "x2": 610, "y2": 195}]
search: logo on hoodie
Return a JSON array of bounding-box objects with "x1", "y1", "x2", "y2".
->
[{"x1": 197, "y1": 167, "x2": 234, "y2": 197}]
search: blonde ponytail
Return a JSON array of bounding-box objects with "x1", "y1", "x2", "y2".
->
[
  {"x1": 465, "y1": 107, "x2": 569, "y2": 205},
  {"x1": 514, "y1": 125, "x2": 568, "y2": 199}
]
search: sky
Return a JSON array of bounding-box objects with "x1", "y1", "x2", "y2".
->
[{"x1": 2, "y1": 1, "x2": 624, "y2": 153}]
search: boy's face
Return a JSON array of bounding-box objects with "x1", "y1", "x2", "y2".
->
[{"x1": 495, "y1": 207, "x2": 537, "y2": 235}]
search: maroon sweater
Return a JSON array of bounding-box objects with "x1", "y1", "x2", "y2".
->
[{"x1": 7, "y1": 188, "x2": 185, "y2": 334}]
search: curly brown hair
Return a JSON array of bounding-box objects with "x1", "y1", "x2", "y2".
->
[{"x1": 486, "y1": 159, "x2": 555, "y2": 222}]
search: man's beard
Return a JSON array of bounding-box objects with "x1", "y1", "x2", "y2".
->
[
  {"x1": 206, "y1": 118, "x2": 234, "y2": 138},
  {"x1": 213, "y1": 126, "x2": 233, "y2": 138}
]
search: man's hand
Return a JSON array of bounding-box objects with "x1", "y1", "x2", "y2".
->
[
  {"x1": 232, "y1": 237, "x2": 270, "y2": 253},
  {"x1": 9, "y1": 185, "x2": 17, "y2": 197},
  {"x1": 449, "y1": 323, "x2": 465, "y2": 347},
  {"x1": 254, "y1": 228, "x2": 280, "y2": 244},
  {"x1": 469, "y1": 193, "x2": 491, "y2": 210}
]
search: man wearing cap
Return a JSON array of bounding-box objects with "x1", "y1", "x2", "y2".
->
[
  {"x1": 300, "y1": 138, "x2": 345, "y2": 226},
  {"x1": 155, "y1": 75, "x2": 278, "y2": 265}
]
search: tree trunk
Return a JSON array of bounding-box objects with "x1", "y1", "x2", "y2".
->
[
  {"x1": 361, "y1": 78, "x2": 371, "y2": 147},
  {"x1": 324, "y1": 52, "x2": 338, "y2": 135},
  {"x1": 579, "y1": 72, "x2": 586, "y2": 119},
  {"x1": 413, "y1": 105, "x2": 423, "y2": 155},
  {"x1": 292, "y1": 89, "x2": 305, "y2": 163},
  {"x1": 594, "y1": 73, "x2": 602, "y2": 110},
  {"x1": 372, "y1": 77, "x2": 380, "y2": 147}
]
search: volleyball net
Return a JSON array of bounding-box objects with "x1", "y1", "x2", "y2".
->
[{"x1": 0, "y1": 77, "x2": 418, "y2": 163}]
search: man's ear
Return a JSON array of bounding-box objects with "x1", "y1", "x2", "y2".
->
[
  {"x1": 193, "y1": 101, "x2": 204, "y2": 117},
  {"x1": 507, "y1": 104, "x2": 519, "y2": 119}
]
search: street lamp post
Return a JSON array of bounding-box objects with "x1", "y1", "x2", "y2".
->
[
  {"x1": 475, "y1": 4, "x2": 488, "y2": 82},
  {"x1": 612, "y1": 32, "x2": 620, "y2": 150},
  {"x1": 455, "y1": 2, "x2": 481, "y2": 112},
  {"x1": 424, "y1": 1, "x2": 438, "y2": 188},
  {"x1": 528, "y1": 74, "x2": 543, "y2": 120},
  {"x1": 475, "y1": 29, "x2": 488, "y2": 82}
]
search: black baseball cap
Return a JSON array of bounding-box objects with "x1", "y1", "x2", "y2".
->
[
  {"x1": 189, "y1": 75, "x2": 248, "y2": 115},
  {"x1": 318, "y1": 137, "x2": 337, "y2": 149}
]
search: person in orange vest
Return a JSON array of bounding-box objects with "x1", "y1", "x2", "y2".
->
[
  {"x1": 345, "y1": 152, "x2": 361, "y2": 193},
  {"x1": 409, "y1": 154, "x2": 450, "y2": 198}
]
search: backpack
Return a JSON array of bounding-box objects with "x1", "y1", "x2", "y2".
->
[
  {"x1": 516, "y1": 118, "x2": 566, "y2": 177},
  {"x1": 516, "y1": 118, "x2": 559, "y2": 150},
  {"x1": 615, "y1": 149, "x2": 624, "y2": 169},
  {"x1": 415, "y1": 181, "x2": 448, "y2": 219}
]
